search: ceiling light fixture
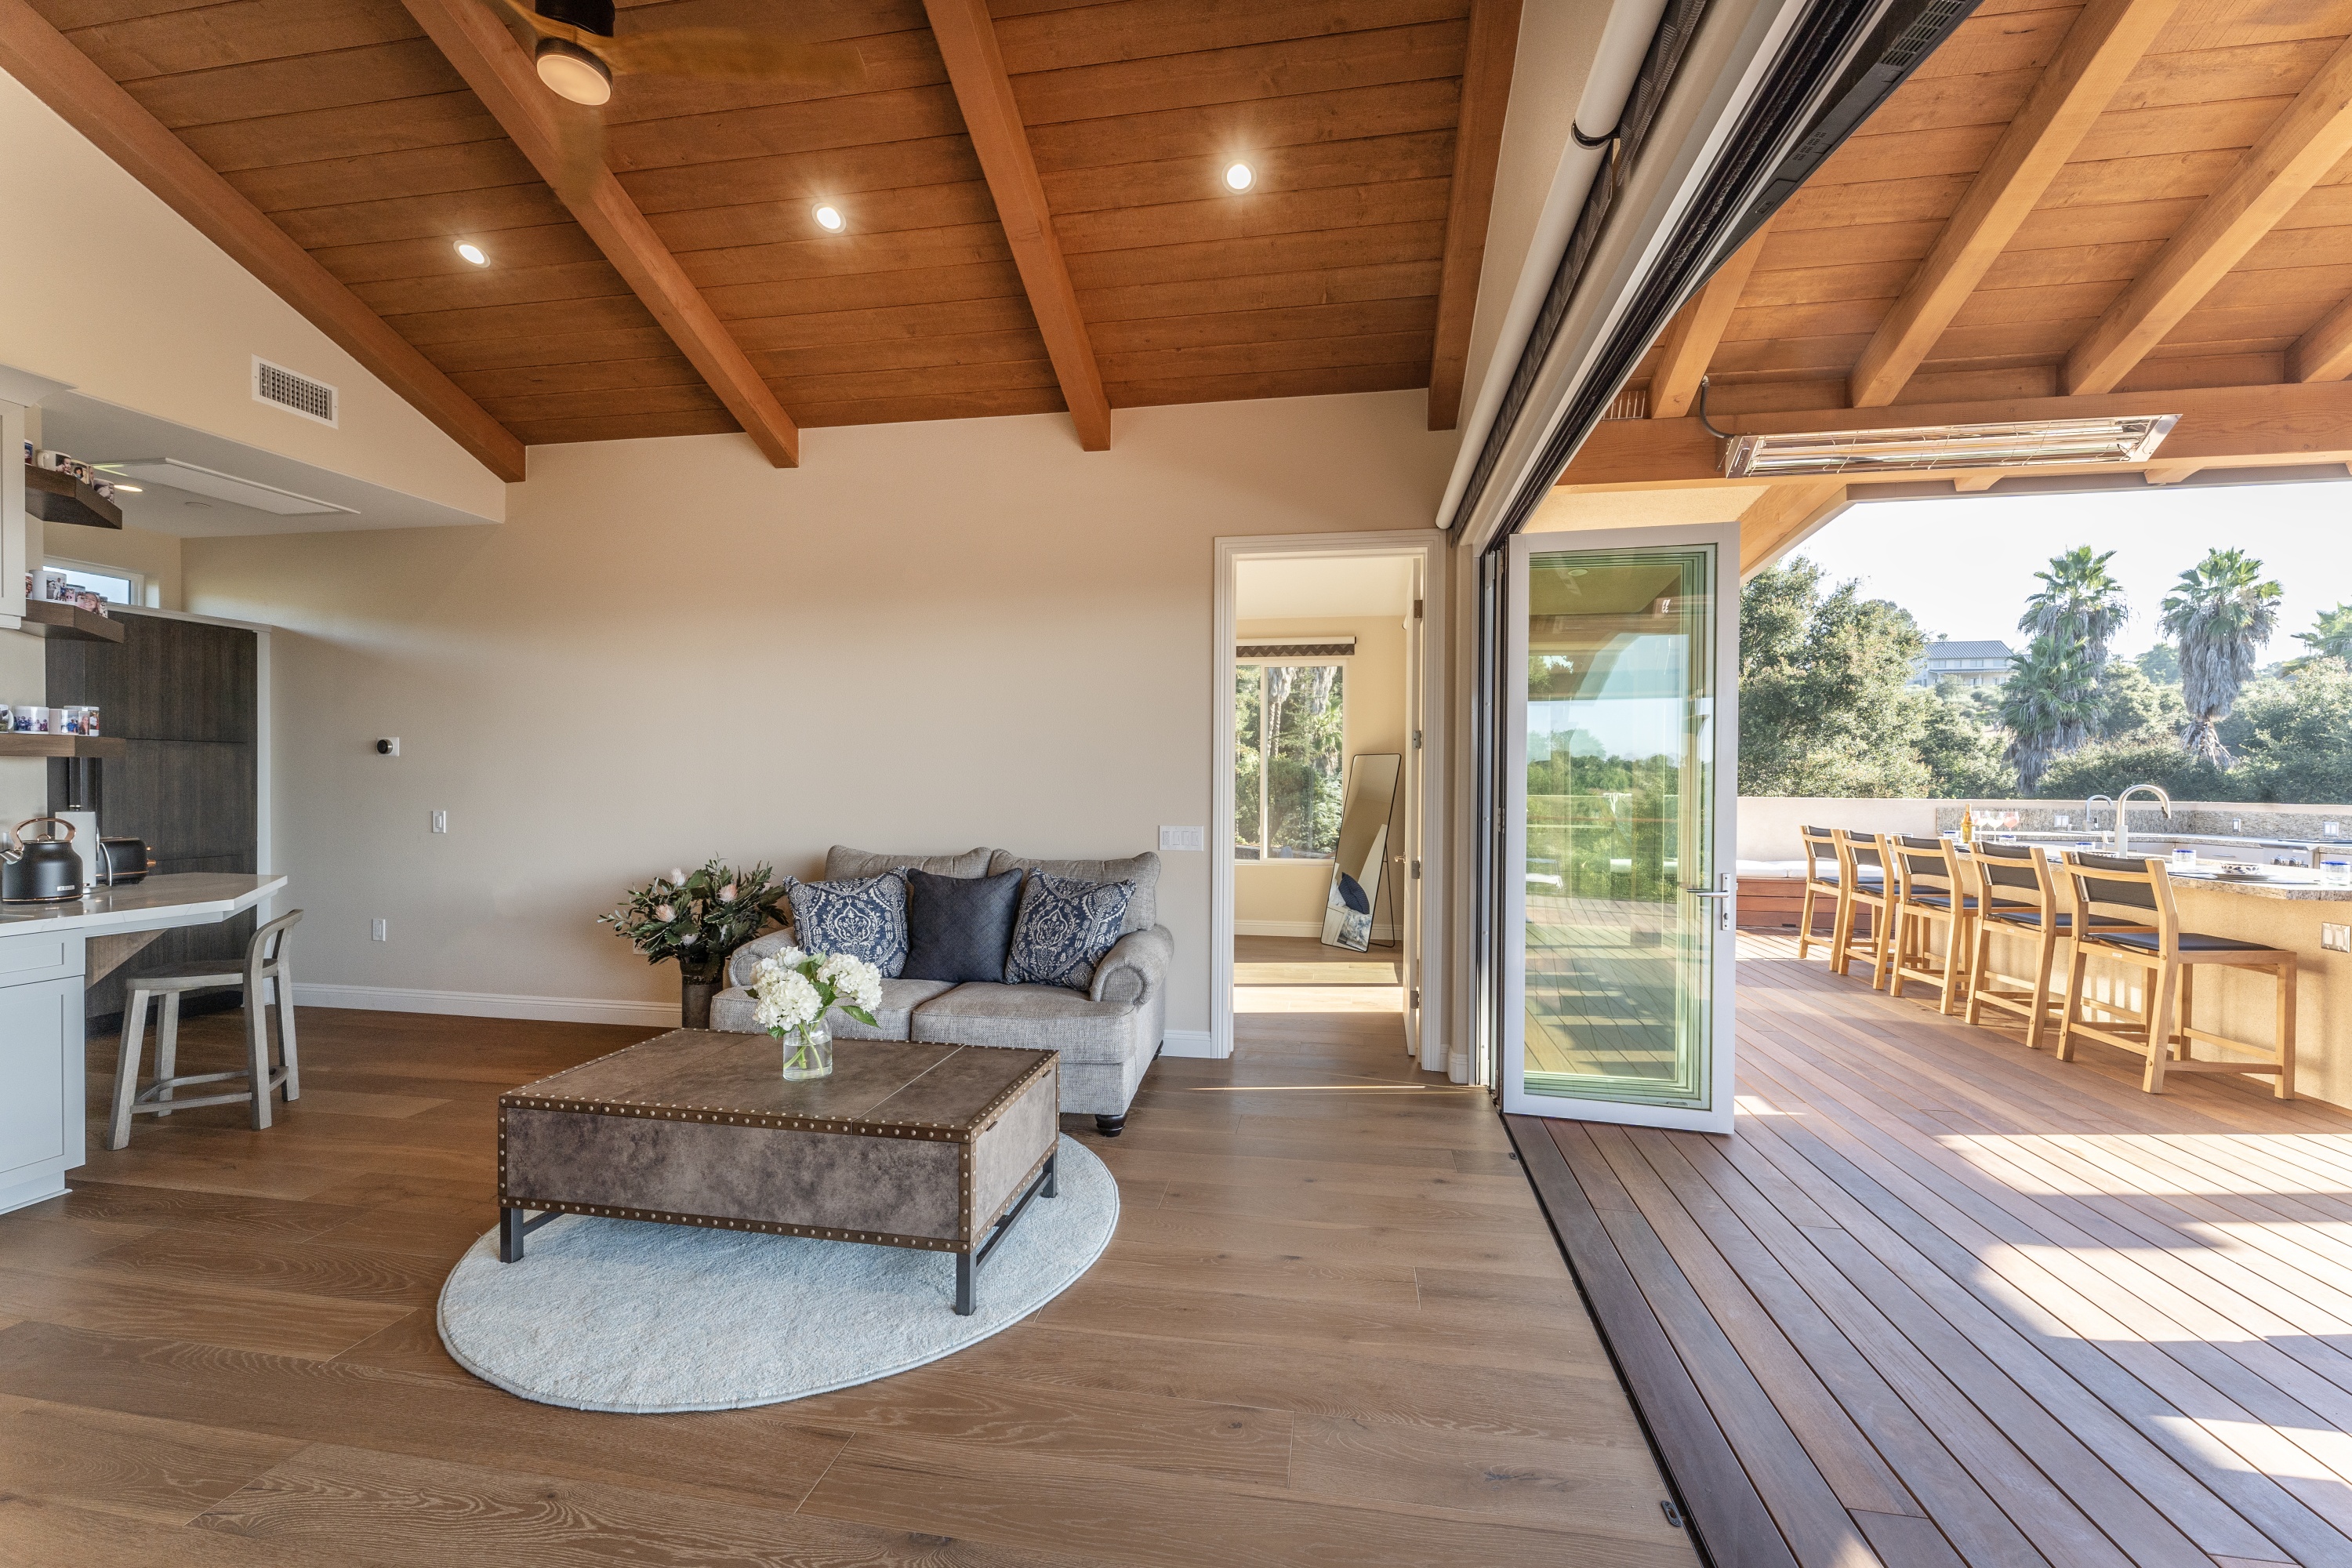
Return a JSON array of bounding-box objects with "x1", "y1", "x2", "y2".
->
[
  {"x1": 1719, "y1": 413, "x2": 2180, "y2": 479},
  {"x1": 534, "y1": 36, "x2": 613, "y2": 105},
  {"x1": 107, "y1": 483, "x2": 142, "y2": 492},
  {"x1": 456, "y1": 241, "x2": 488, "y2": 266},
  {"x1": 812, "y1": 203, "x2": 845, "y2": 233},
  {"x1": 1224, "y1": 162, "x2": 1254, "y2": 192}
]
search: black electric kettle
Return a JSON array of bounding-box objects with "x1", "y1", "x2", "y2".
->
[{"x1": 2, "y1": 817, "x2": 85, "y2": 902}]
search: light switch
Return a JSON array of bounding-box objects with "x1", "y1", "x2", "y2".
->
[
  {"x1": 371, "y1": 919, "x2": 388, "y2": 942},
  {"x1": 1159, "y1": 826, "x2": 1204, "y2": 851},
  {"x1": 2324, "y1": 924, "x2": 2350, "y2": 955},
  {"x1": 2054, "y1": 814, "x2": 2071, "y2": 827},
  {"x1": 430, "y1": 810, "x2": 448, "y2": 834}
]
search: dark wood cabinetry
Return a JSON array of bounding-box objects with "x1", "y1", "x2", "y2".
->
[{"x1": 46, "y1": 609, "x2": 260, "y2": 1022}]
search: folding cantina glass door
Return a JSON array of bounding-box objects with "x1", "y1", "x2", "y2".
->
[{"x1": 1502, "y1": 524, "x2": 1738, "y2": 1133}]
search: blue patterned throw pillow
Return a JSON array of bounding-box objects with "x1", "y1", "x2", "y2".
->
[
  {"x1": 1004, "y1": 873, "x2": 1135, "y2": 991},
  {"x1": 784, "y1": 873, "x2": 909, "y2": 978}
]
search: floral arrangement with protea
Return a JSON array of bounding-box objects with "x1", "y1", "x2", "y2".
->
[{"x1": 600, "y1": 861, "x2": 783, "y2": 985}]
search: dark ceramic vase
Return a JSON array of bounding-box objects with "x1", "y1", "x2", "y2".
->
[{"x1": 677, "y1": 947, "x2": 726, "y2": 1030}]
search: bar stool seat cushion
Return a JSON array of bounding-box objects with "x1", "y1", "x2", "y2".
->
[
  {"x1": 125, "y1": 957, "x2": 268, "y2": 988},
  {"x1": 1903, "y1": 894, "x2": 1976, "y2": 910},
  {"x1": 1985, "y1": 909, "x2": 2130, "y2": 930},
  {"x1": 1817, "y1": 869, "x2": 1883, "y2": 887},
  {"x1": 2087, "y1": 929, "x2": 2277, "y2": 953}
]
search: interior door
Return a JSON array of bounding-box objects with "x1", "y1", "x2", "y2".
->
[
  {"x1": 1400, "y1": 572, "x2": 1423, "y2": 1064},
  {"x1": 1502, "y1": 524, "x2": 1737, "y2": 1133}
]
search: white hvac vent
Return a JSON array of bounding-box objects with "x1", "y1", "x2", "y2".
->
[{"x1": 252, "y1": 358, "x2": 337, "y2": 426}]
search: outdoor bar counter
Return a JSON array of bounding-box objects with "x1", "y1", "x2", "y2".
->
[{"x1": 0, "y1": 873, "x2": 287, "y2": 1214}]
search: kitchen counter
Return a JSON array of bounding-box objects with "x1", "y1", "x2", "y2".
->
[
  {"x1": 0, "y1": 872, "x2": 284, "y2": 932},
  {"x1": 1, "y1": 871, "x2": 288, "y2": 1216}
]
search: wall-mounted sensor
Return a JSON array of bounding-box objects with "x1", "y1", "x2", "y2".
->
[{"x1": 377, "y1": 737, "x2": 400, "y2": 756}]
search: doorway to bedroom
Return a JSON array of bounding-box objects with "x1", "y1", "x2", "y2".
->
[{"x1": 1211, "y1": 535, "x2": 1446, "y2": 1075}]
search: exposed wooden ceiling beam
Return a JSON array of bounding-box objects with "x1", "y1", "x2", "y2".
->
[
  {"x1": 1555, "y1": 380, "x2": 2352, "y2": 489},
  {"x1": 1737, "y1": 481, "x2": 1849, "y2": 577},
  {"x1": 1647, "y1": 224, "x2": 1770, "y2": 419},
  {"x1": 2063, "y1": 32, "x2": 2352, "y2": 396},
  {"x1": 399, "y1": 0, "x2": 799, "y2": 467},
  {"x1": 1849, "y1": 0, "x2": 2177, "y2": 408},
  {"x1": 2292, "y1": 291, "x2": 2352, "y2": 383},
  {"x1": 922, "y1": 0, "x2": 1109, "y2": 452},
  {"x1": 1426, "y1": 0, "x2": 1522, "y2": 433},
  {"x1": 0, "y1": 0, "x2": 526, "y2": 481}
]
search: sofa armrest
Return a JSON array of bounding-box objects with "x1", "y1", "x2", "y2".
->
[{"x1": 1091, "y1": 924, "x2": 1172, "y2": 1007}]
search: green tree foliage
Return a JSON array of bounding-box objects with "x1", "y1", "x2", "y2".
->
[
  {"x1": 2020, "y1": 546, "x2": 2129, "y2": 750},
  {"x1": 2291, "y1": 602, "x2": 2352, "y2": 668},
  {"x1": 2136, "y1": 644, "x2": 2181, "y2": 683},
  {"x1": 2092, "y1": 659, "x2": 2186, "y2": 742},
  {"x1": 2159, "y1": 548, "x2": 2281, "y2": 766},
  {"x1": 1738, "y1": 558, "x2": 1929, "y2": 797},
  {"x1": 2230, "y1": 659, "x2": 2352, "y2": 804},
  {"x1": 2033, "y1": 737, "x2": 2230, "y2": 802},
  {"x1": 1911, "y1": 679, "x2": 2013, "y2": 797},
  {"x1": 1998, "y1": 634, "x2": 2100, "y2": 793}
]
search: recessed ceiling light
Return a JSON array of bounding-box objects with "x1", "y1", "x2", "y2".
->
[
  {"x1": 455, "y1": 241, "x2": 488, "y2": 266},
  {"x1": 812, "y1": 203, "x2": 845, "y2": 233},
  {"x1": 1224, "y1": 162, "x2": 1254, "y2": 192},
  {"x1": 108, "y1": 483, "x2": 143, "y2": 493},
  {"x1": 534, "y1": 38, "x2": 612, "y2": 107}
]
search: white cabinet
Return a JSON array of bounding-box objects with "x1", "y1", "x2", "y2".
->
[{"x1": 0, "y1": 931, "x2": 85, "y2": 1215}]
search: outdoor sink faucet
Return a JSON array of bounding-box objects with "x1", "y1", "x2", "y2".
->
[
  {"x1": 2114, "y1": 783, "x2": 2173, "y2": 857},
  {"x1": 2084, "y1": 793, "x2": 2114, "y2": 833}
]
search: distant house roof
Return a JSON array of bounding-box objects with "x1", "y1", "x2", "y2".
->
[{"x1": 1922, "y1": 641, "x2": 2014, "y2": 661}]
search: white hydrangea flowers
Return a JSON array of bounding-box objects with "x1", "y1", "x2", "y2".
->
[{"x1": 746, "y1": 946, "x2": 882, "y2": 1038}]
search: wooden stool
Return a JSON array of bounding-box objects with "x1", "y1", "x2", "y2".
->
[
  {"x1": 1963, "y1": 842, "x2": 2068, "y2": 1048},
  {"x1": 1828, "y1": 830, "x2": 1893, "y2": 987},
  {"x1": 1795, "y1": 824, "x2": 1843, "y2": 960},
  {"x1": 2054, "y1": 855, "x2": 2295, "y2": 1097},
  {"x1": 108, "y1": 910, "x2": 303, "y2": 1149},
  {"x1": 1889, "y1": 835, "x2": 1976, "y2": 1014}
]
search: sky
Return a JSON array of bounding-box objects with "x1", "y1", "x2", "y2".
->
[{"x1": 1796, "y1": 480, "x2": 2350, "y2": 661}]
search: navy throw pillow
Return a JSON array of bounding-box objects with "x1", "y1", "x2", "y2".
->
[
  {"x1": 1004, "y1": 873, "x2": 1135, "y2": 991},
  {"x1": 902, "y1": 867, "x2": 1024, "y2": 984},
  {"x1": 784, "y1": 872, "x2": 909, "y2": 978}
]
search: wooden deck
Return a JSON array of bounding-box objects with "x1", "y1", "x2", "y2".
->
[
  {"x1": 0, "y1": 964, "x2": 1695, "y2": 1566},
  {"x1": 1515, "y1": 932, "x2": 2352, "y2": 1568}
]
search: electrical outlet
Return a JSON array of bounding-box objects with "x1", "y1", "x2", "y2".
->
[
  {"x1": 2327, "y1": 821, "x2": 2342, "y2": 836},
  {"x1": 371, "y1": 918, "x2": 387, "y2": 942},
  {"x1": 2325, "y1": 923, "x2": 2351, "y2": 954},
  {"x1": 430, "y1": 810, "x2": 448, "y2": 833},
  {"x1": 1158, "y1": 826, "x2": 1204, "y2": 851},
  {"x1": 2232, "y1": 818, "x2": 2243, "y2": 831},
  {"x1": 2054, "y1": 814, "x2": 2071, "y2": 827}
]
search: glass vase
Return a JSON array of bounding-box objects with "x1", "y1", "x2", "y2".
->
[{"x1": 779, "y1": 1019, "x2": 834, "y2": 1081}]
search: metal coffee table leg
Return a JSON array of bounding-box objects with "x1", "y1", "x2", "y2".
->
[
  {"x1": 498, "y1": 1206, "x2": 559, "y2": 1262},
  {"x1": 952, "y1": 1150, "x2": 1058, "y2": 1315}
]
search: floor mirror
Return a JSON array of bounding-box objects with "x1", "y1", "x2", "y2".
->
[{"x1": 1321, "y1": 752, "x2": 1402, "y2": 951}]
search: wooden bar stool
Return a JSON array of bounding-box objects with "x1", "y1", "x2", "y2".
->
[
  {"x1": 1889, "y1": 834, "x2": 1976, "y2": 1014},
  {"x1": 1964, "y1": 843, "x2": 2071, "y2": 1048},
  {"x1": 108, "y1": 910, "x2": 303, "y2": 1149},
  {"x1": 1795, "y1": 824, "x2": 1842, "y2": 961},
  {"x1": 1828, "y1": 831, "x2": 1893, "y2": 987},
  {"x1": 2054, "y1": 855, "x2": 2295, "y2": 1097}
]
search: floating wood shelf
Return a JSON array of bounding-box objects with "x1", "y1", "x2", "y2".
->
[
  {"x1": 0, "y1": 733, "x2": 125, "y2": 759},
  {"x1": 18, "y1": 601, "x2": 126, "y2": 643},
  {"x1": 24, "y1": 463, "x2": 124, "y2": 531}
]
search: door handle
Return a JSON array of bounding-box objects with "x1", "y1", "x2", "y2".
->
[
  {"x1": 1684, "y1": 877, "x2": 1734, "y2": 931},
  {"x1": 1682, "y1": 887, "x2": 1732, "y2": 898}
]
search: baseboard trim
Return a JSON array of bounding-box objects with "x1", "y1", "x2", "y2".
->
[
  {"x1": 292, "y1": 983, "x2": 678, "y2": 1028},
  {"x1": 1160, "y1": 1029, "x2": 1217, "y2": 1058},
  {"x1": 1234, "y1": 920, "x2": 1400, "y2": 940}
]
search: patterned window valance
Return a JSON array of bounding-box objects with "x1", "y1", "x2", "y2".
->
[{"x1": 1237, "y1": 637, "x2": 1356, "y2": 659}]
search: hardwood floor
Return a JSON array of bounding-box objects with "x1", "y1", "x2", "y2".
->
[
  {"x1": 1518, "y1": 932, "x2": 2352, "y2": 1568},
  {"x1": 0, "y1": 984, "x2": 1695, "y2": 1566}
]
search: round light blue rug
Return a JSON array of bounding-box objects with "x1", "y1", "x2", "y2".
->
[{"x1": 437, "y1": 1134, "x2": 1116, "y2": 1413}]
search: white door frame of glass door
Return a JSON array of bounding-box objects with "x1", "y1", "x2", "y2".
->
[
  {"x1": 1501, "y1": 521, "x2": 1739, "y2": 1134},
  {"x1": 1210, "y1": 532, "x2": 1448, "y2": 1068}
]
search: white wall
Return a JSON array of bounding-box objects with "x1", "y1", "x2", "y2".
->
[
  {"x1": 0, "y1": 72, "x2": 503, "y2": 524},
  {"x1": 183, "y1": 392, "x2": 1457, "y2": 1035},
  {"x1": 1737, "y1": 797, "x2": 1937, "y2": 862},
  {"x1": 1234, "y1": 612, "x2": 1410, "y2": 933}
]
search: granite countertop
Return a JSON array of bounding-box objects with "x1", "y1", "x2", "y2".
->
[
  {"x1": 2168, "y1": 869, "x2": 2352, "y2": 903},
  {"x1": 0, "y1": 873, "x2": 287, "y2": 934}
]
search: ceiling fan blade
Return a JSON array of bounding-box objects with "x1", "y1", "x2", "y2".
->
[
  {"x1": 488, "y1": 0, "x2": 576, "y2": 43},
  {"x1": 599, "y1": 30, "x2": 867, "y2": 89}
]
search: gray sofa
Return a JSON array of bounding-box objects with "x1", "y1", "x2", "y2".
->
[{"x1": 710, "y1": 845, "x2": 1171, "y2": 1135}]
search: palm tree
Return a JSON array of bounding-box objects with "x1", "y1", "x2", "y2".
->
[
  {"x1": 2291, "y1": 602, "x2": 2352, "y2": 668},
  {"x1": 1998, "y1": 634, "x2": 2098, "y2": 792},
  {"x1": 2158, "y1": 548, "x2": 2281, "y2": 767},
  {"x1": 2018, "y1": 546, "x2": 2128, "y2": 752}
]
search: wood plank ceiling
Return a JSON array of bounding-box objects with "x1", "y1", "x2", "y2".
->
[
  {"x1": 21, "y1": 0, "x2": 1509, "y2": 457},
  {"x1": 1625, "y1": 0, "x2": 2352, "y2": 420}
]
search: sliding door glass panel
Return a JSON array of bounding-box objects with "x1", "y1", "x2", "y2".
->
[
  {"x1": 1236, "y1": 665, "x2": 1264, "y2": 861},
  {"x1": 1523, "y1": 546, "x2": 1717, "y2": 1109}
]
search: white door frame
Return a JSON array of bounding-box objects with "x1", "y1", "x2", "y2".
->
[
  {"x1": 1501, "y1": 522, "x2": 1738, "y2": 1133},
  {"x1": 1210, "y1": 531, "x2": 1447, "y2": 1065}
]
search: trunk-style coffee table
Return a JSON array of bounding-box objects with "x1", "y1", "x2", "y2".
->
[{"x1": 495, "y1": 1031, "x2": 1058, "y2": 1315}]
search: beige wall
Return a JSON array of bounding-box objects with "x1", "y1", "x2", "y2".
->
[
  {"x1": 184, "y1": 392, "x2": 1457, "y2": 1036},
  {"x1": 35, "y1": 518, "x2": 186, "y2": 611},
  {"x1": 0, "y1": 73, "x2": 503, "y2": 523},
  {"x1": 1234, "y1": 613, "x2": 1410, "y2": 933}
]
